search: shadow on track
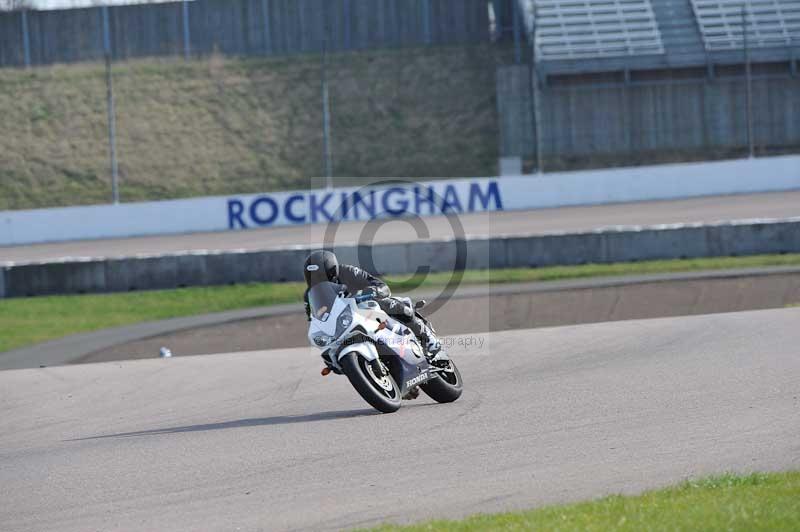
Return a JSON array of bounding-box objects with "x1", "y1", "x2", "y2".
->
[{"x1": 70, "y1": 408, "x2": 378, "y2": 441}]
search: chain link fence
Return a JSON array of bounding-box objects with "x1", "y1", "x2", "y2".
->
[
  {"x1": 1, "y1": 1, "x2": 799, "y2": 211},
  {"x1": 0, "y1": 0, "x2": 491, "y2": 68},
  {"x1": 0, "y1": 41, "x2": 514, "y2": 211}
]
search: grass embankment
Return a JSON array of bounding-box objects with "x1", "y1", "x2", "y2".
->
[
  {"x1": 0, "y1": 45, "x2": 507, "y2": 211},
  {"x1": 364, "y1": 472, "x2": 800, "y2": 532},
  {"x1": 1, "y1": 254, "x2": 799, "y2": 353}
]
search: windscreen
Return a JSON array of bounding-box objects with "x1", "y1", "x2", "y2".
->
[{"x1": 307, "y1": 282, "x2": 340, "y2": 322}]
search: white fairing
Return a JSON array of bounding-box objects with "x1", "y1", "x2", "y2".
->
[
  {"x1": 338, "y1": 342, "x2": 379, "y2": 362},
  {"x1": 307, "y1": 289, "x2": 418, "y2": 368},
  {"x1": 308, "y1": 297, "x2": 350, "y2": 338}
]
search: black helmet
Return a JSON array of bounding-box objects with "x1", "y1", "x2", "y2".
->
[{"x1": 303, "y1": 250, "x2": 339, "y2": 286}]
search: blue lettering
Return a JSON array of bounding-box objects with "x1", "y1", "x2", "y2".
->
[
  {"x1": 230, "y1": 181, "x2": 503, "y2": 230},
  {"x1": 351, "y1": 190, "x2": 376, "y2": 219},
  {"x1": 382, "y1": 187, "x2": 409, "y2": 217},
  {"x1": 249, "y1": 196, "x2": 279, "y2": 226},
  {"x1": 414, "y1": 186, "x2": 437, "y2": 216},
  {"x1": 310, "y1": 193, "x2": 335, "y2": 223},
  {"x1": 227, "y1": 199, "x2": 247, "y2": 229},
  {"x1": 284, "y1": 194, "x2": 306, "y2": 224},
  {"x1": 441, "y1": 185, "x2": 463, "y2": 214},
  {"x1": 338, "y1": 192, "x2": 350, "y2": 221},
  {"x1": 468, "y1": 181, "x2": 504, "y2": 212}
]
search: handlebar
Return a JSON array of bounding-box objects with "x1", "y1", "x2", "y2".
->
[{"x1": 355, "y1": 292, "x2": 375, "y2": 303}]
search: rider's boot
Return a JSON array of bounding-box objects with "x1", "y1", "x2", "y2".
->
[
  {"x1": 400, "y1": 311, "x2": 443, "y2": 360},
  {"x1": 412, "y1": 318, "x2": 442, "y2": 358},
  {"x1": 403, "y1": 387, "x2": 421, "y2": 400},
  {"x1": 425, "y1": 332, "x2": 442, "y2": 356}
]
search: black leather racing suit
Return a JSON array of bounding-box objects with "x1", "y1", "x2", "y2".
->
[{"x1": 303, "y1": 264, "x2": 433, "y2": 344}]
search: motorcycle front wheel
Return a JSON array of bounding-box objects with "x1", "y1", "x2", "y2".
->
[{"x1": 340, "y1": 353, "x2": 402, "y2": 413}]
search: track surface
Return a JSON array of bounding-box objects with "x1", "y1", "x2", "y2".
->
[
  {"x1": 3, "y1": 191, "x2": 800, "y2": 263},
  {"x1": 74, "y1": 269, "x2": 800, "y2": 365},
  {"x1": 1, "y1": 308, "x2": 798, "y2": 531},
  {"x1": 3, "y1": 267, "x2": 798, "y2": 370}
]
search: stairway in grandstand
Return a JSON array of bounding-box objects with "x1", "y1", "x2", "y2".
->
[{"x1": 690, "y1": 0, "x2": 800, "y2": 50}]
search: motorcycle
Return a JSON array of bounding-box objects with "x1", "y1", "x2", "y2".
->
[{"x1": 307, "y1": 281, "x2": 463, "y2": 413}]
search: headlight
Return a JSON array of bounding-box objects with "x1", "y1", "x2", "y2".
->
[
  {"x1": 335, "y1": 307, "x2": 353, "y2": 338},
  {"x1": 313, "y1": 334, "x2": 334, "y2": 347},
  {"x1": 312, "y1": 308, "x2": 353, "y2": 348}
]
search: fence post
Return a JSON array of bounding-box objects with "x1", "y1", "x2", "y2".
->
[
  {"x1": 623, "y1": 69, "x2": 633, "y2": 153},
  {"x1": 297, "y1": 0, "x2": 307, "y2": 52},
  {"x1": 742, "y1": 6, "x2": 754, "y2": 158},
  {"x1": 512, "y1": 0, "x2": 521, "y2": 64},
  {"x1": 102, "y1": 6, "x2": 120, "y2": 204},
  {"x1": 530, "y1": 5, "x2": 544, "y2": 173},
  {"x1": 421, "y1": 0, "x2": 431, "y2": 45},
  {"x1": 321, "y1": 34, "x2": 333, "y2": 188},
  {"x1": 20, "y1": 10, "x2": 31, "y2": 68},
  {"x1": 261, "y1": 0, "x2": 271, "y2": 54},
  {"x1": 343, "y1": 0, "x2": 351, "y2": 50},
  {"x1": 182, "y1": 0, "x2": 191, "y2": 60}
]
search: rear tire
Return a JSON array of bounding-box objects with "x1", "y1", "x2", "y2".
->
[
  {"x1": 421, "y1": 359, "x2": 463, "y2": 403},
  {"x1": 340, "y1": 353, "x2": 402, "y2": 413}
]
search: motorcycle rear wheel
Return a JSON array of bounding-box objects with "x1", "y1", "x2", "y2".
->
[
  {"x1": 340, "y1": 353, "x2": 402, "y2": 413},
  {"x1": 421, "y1": 359, "x2": 463, "y2": 403}
]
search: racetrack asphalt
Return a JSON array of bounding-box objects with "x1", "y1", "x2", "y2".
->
[
  {"x1": 2, "y1": 190, "x2": 800, "y2": 263},
  {"x1": 1, "y1": 308, "x2": 798, "y2": 531},
  {"x1": 3, "y1": 266, "x2": 798, "y2": 371}
]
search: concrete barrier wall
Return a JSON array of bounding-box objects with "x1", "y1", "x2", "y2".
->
[
  {"x1": 498, "y1": 65, "x2": 800, "y2": 164},
  {"x1": 2, "y1": 155, "x2": 799, "y2": 247},
  {"x1": 2, "y1": 219, "x2": 799, "y2": 298}
]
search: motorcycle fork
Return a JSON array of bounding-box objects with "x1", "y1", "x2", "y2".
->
[{"x1": 369, "y1": 357, "x2": 387, "y2": 377}]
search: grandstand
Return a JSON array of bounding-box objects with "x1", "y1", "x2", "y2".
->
[
  {"x1": 532, "y1": 0, "x2": 665, "y2": 60},
  {"x1": 499, "y1": 0, "x2": 800, "y2": 170},
  {"x1": 521, "y1": 0, "x2": 800, "y2": 76},
  {"x1": 2, "y1": 0, "x2": 796, "y2": 76},
  {"x1": 691, "y1": 0, "x2": 800, "y2": 50}
]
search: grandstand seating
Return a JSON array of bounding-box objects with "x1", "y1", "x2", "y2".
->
[
  {"x1": 691, "y1": 0, "x2": 800, "y2": 51},
  {"x1": 530, "y1": 0, "x2": 665, "y2": 59}
]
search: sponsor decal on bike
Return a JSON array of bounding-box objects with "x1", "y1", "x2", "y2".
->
[{"x1": 405, "y1": 372, "x2": 430, "y2": 388}]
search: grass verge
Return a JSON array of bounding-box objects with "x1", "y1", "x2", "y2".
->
[
  {"x1": 362, "y1": 471, "x2": 800, "y2": 531},
  {"x1": 1, "y1": 254, "x2": 799, "y2": 353}
]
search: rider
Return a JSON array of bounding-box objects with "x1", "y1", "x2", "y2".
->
[{"x1": 302, "y1": 250, "x2": 441, "y2": 356}]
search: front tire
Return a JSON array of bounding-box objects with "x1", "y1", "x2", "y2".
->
[
  {"x1": 421, "y1": 359, "x2": 463, "y2": 403},
  {"x1": 340, "y1": 353, "x2": 402, "y2": 413}
]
